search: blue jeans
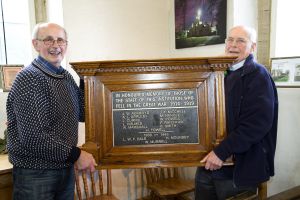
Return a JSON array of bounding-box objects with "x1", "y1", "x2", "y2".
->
[
  {"x1": 12, "y1": 166, "x2": 75, "y2": 200},
  {"x1": 195, "y1": 167, "x2": 257, "y2": 200}
]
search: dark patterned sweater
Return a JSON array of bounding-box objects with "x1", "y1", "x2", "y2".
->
[{"x1": 6, "y1": 59, "x2": 84, "y2": 169}]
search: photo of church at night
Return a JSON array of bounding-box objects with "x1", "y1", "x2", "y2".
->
[{"x1": 175, "y1": 0, "x2": 227, "y2": 49}]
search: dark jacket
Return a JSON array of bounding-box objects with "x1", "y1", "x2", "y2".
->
[{"x1": 214, "y1": 54, "x2": 278, "y2": 186}]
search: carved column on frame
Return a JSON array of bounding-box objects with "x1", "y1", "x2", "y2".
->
[
  {"x1": 34, "y1": 0, "x2": 47, "y2": 23},
  {"x1": 257, "y1": 0, "x2": 272, "y2": 70},
  {"x1": 213, "y1": 69, "x2": 226, "y2": 147}
]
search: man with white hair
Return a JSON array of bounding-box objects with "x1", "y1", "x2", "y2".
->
[{"x1": 195, "y1": 25, "x2": 278, "y2": 200}]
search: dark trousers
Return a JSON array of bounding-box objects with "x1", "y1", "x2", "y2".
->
[
  {"x1": 12, "y1": 166, "x2": 75, "y2": 200},
  {"x1": 195, "y1": 167, "x2": 257, "y2": 200}
]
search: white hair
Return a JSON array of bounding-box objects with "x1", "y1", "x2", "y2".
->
[
  {"x1": 31, "y1": 22, "x2": 68, "y2": 40},
  {"x1": 230, "y1": 25, "x2": 257, "y2": 43},
  {"x1": 243, "y1": 26, "x2": 257, "y2": 43}
]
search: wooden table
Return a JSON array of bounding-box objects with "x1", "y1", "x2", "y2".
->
[{"x1": 0, "y1": 154, "x2": 13, "y2": 200}]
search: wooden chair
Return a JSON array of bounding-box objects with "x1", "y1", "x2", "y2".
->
[
  {"x1": 143, "y1": 167, "x2": 195, "y2": 200},
  {"x1": 74, "y1": 168, "x2": 118, "y2": 200},
  {"x1": 226, "y1": 191, "x2": 258, "y2": 200},
  {"x1": 226, "y1": 182, "x2": 267, "y2": 200}
]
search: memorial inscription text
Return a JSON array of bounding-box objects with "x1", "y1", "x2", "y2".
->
[{"x1": 112, "y1": 89, "x2": 199, "y2": 146}]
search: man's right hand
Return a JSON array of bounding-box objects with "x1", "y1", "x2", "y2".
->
[{"x1": 75, "y1": 150, "x2": 97, "y2": 172}]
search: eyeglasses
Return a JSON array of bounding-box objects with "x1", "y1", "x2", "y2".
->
[
  {"x1": 37, "y1": 37, "x2": 68, "y2": 46},
  {"x1": 225, "y1": 37, "x2": 248, "y2": 46}
]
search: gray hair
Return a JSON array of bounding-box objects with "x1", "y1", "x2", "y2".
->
[
  {"x1": 31, "y1": 22, "x2": 68, "y2": 40},
  {"x1": 230, "y1": 25, "x2": 257, "y2": 43}
]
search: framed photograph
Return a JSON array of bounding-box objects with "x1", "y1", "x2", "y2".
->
[
  {"x1": 175, "y1": 0, "x2": 227, "y2": 49},
  {"x1": 1, "y1": 65, "x2": 23, "y2": 91},
  {"x1": 271, "y1": 57, "x2": 300, "y2": 87}
]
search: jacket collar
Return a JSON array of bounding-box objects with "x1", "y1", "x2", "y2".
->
[
  {"x1": 37, "y1": 56, "x2": 64, "y2": 75},
  {"x1": 229, "y1": 60, "x2": 245, "y2": 71},
  {"x1": 32, "y1": 58, "x2": 65, "y2": 79},
  {"x1": 225, "y1": 54, "x2": 257, "y2": 94},
  {"x1": 239, "y1": 54, "x2": 257, "y2": 77}
]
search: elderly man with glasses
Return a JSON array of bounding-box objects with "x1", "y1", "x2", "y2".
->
[
  {"x1": 6, "y1": 22, "x2": 96, "y2": 200},
  {"x1": 195, "y1": 25, "x2": 278, "y2": 200}
]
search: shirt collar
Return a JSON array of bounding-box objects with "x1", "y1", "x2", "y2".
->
[
  {"x1": 37, "y1": 56, "x2": 64, "y2": 74},
  {"x1": 229, "y1": 59, "x2": 245, "y2": 71}
]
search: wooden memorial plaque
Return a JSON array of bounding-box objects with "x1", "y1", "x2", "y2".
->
[{"x1": 70, "y1": 57, "x2": 235, "y2": 168}]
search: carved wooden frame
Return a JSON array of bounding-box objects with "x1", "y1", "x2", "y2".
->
[{"x1": 71, "y1": 57, "x2": 234, "y2": 168}]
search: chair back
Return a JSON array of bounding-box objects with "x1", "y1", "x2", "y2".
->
[
  {"x1": 75, "y1": 168, "x2": 114, "y2": 200},
  {"x1": 226, "y1": 182, "x2": 267, "y2": 200},
  {"x1": 143, "y1": 167, "x2": 194, "y2": 199},
  {"x1": 144, "y1": 167, "x2": 179, "y2": 184}
]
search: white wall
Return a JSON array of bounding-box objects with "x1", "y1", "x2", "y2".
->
[
  {"x1": 268, "y1": 88, "x2": 300, "y2": 195},
  {"x1": 271, "y1": 0, "x2": 300, "y2": 57},
  {"x1": 62, "y1": 0, "x2": 258, "y2": 63},
  {"x1": 269, "y1": 0, "x2": 300, "y2": 195},
  {"x1": 232, "y1": 0, "x2": 257, "y2": 28},
  {"x1": 61, "y1": 0, "x2": 300, "y2": 199}
]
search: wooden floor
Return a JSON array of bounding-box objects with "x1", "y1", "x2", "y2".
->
[
  {"x1": 267, "y1": 185, "x2": 300, "y2": 200},
  {"x1": 139, "y1": 185, "x2": 300, "y2": 200}
]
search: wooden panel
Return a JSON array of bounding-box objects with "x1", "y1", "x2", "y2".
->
[
  {"x1": 268, "y1": 185, "x2": 300, "y2": 200},
  {"x1": 71, "y1": 56, "x2": 235, "y2": 168},
  {"x1": 0, "y1": 155, "x2": 13, "y2": 200},
  {"x1": 0, "y1": 172, "x2": 13, "y2": 200}
]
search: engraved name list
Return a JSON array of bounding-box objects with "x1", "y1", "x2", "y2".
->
[{"x1": 112, "y1": 89, "x2": 199, "y2": 146}]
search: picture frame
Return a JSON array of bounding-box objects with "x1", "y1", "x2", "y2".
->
[
  {"x1": 175, "y1": 0, "x2": 227, "y2": 49},
  {"x1": 1, "y1": 65, "x2": 23, "y2": 92},
  {"x1": 271, "y1": 57, "x2": 300, "y2": 88}
]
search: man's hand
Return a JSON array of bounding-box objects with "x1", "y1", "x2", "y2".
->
[
  {"x1": 200, "y1": 151, "x2": 223, "y2": 171},
  {"x1": 75, "y1": 150, "x2": 97, "y2": 172}
]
